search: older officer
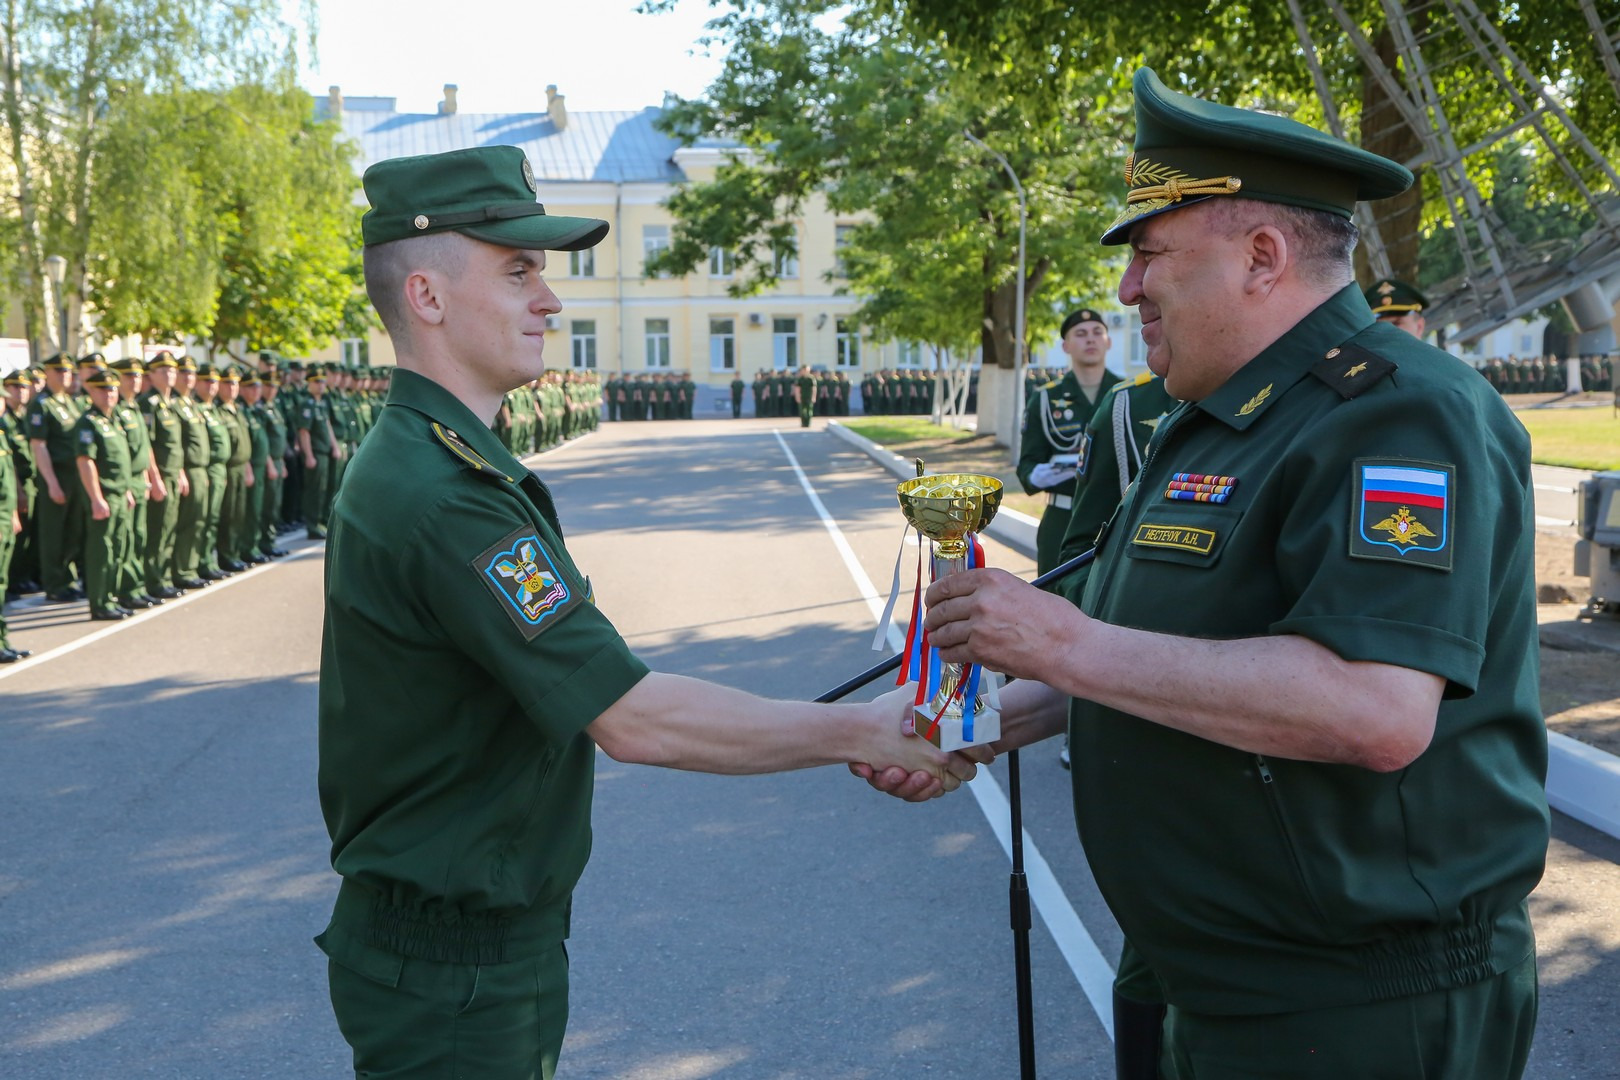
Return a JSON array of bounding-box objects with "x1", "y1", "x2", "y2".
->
[
  {"x1": 73, "y1": 368, "x2": 137, "y2": 621},
  {"x1": 318, "y1": 146, "x2": 969, "y2": 1080},
  {"x1": 900, "y1": 68, "x2": 1548, "y2": 1077},
  {"x1": 1365, "y1": 277, "x2": 1429, "y2": 339},
  {"x1": 1017, "y1": 308, "x2": 1121, "y2": 573}
]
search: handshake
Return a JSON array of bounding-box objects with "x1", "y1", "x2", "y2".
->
[{"x1": 846, "y1": 683, "x2": 996, "y2": 802}]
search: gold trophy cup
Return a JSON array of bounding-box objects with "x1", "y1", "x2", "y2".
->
[{"x1": 896, "y1": 463, "x2": 1003, "y2": 750}]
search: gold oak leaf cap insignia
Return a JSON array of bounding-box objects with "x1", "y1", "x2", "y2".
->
[{"x1": 1101, "y1": 68, "x2": 1413, "y2": 245}]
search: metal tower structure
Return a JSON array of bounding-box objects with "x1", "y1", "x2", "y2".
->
[{"x1": 1289, "y1": 0, "x2": 1620, "y2": 349}]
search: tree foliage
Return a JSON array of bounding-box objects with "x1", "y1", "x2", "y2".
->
[{"x1": 641, "y1": 0, "x2": 1129, "y2": 372}]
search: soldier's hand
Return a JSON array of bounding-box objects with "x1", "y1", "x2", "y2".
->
[
  {"x1": 90, "y1": 497, "x2": 110, "y2": 521},
  {"x1": 47, "y1": 485, "x2": 66, "y2": 506},
  {"x1": 177, "y1": 472, "x2": 190, "y2": 497}
]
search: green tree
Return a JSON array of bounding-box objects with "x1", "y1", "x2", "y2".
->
[{"x1": 0, "y1": 0, "x2": 314, "y2": 360}]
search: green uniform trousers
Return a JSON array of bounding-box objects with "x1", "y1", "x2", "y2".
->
[
  {"x1": 37, "y1": 476, "x2": 85, "y2": 593},
  {"x1": 10, "y1": 477, "x2": 39, "y2": 586},
  {"x1": 1160, "y1": 950, "x2": 1537, "y2": 1080},
  {"x1": 199, "y1": 462, "x2": 228, "y2": 572},
  {"x1": 303, "y1": 453, "x2": 332, "y2": 532},
  {"x1": 172, "y1": 467, "x2": 210, "y2": 580},
  {"x1": 219, "y1": 468, "x2": 249, "y2": 563},
  {"x1": 1035, "y1": 499, "x2": 1069, "y2": 576},
  {"x1": 320, "y1": 930, "x2": 569, "y2": 1080},
  {"x1": 145, "y1": 481, "x2": 181, "y2": 593},
  {"x1": 118, "y1": 488, "x2": 149, "y2": 601},
  {"x1": 84, "y1": 497, "x2": 134, "y2": 613},
  {"x1": 259, "y1": 467, "x2": 283, "y2": 554},
  {"x1": 0, "y1": 507, "x2": 14, "y2": 647}
]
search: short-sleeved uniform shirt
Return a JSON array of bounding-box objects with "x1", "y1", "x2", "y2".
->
[
  {"x1": 1071, "y1": 285, "x2": 1548, "y2": 1015},
  {"x1": 172, "y1": 395, "x2": 211, "y2": 469},
  {"x1": 74, "y1": 408, "x2": 133, "y2": 494},
  {"x1": 26, "y1": 391, "x2": 84, "y2": 466},
  {"x1": 318, "y1": 368, "x2": 648, "y2": 965},
  {"x1": 299, "y1": 395, "x2": 335, "y2": 455},
  {"x1": 112, "y1": 399, "x2": 152, "y2": 477},
  {"x1": 140, "y1": 391, "x2": 184, "y2": 477}
]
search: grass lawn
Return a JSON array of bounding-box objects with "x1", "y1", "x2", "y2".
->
[
  {"x1": 841, "y1": 416, "x2": 978, "y2": 445},
  {"x1": 1514, "y1": 406, "x2": 1620, "y2": 471}
]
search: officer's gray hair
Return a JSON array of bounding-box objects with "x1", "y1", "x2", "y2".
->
[
  {"x1": 1204, "y1": 198, "x2": 1359, "y2": 289},
  {"x1": 363, "y1": 233, "x2": 469, "y2": 342}
]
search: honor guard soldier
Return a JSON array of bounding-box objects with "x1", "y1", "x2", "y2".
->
[
  {"x1": 1365, "y1": 277, "x2": 1429, "y2": 340},
  {"x1": 73, "y1": 368, "x2": 137, "y2": 620},
  {"x1": 139, "y1": 352, "x2": 186, "y2": 599},
  {"x1": 1017, "y1": 308, "x2": 1121, "y2": 573},
  {"x1": 26, "y1": 353, "x2": 86, "y2": 601},
  {"x1": 318, "y1": 146, "x2": 974, "y2": 1080},
  {"x1": 108, "y1": 358, "x2": 163, "y2": 609},
  {"x1": 886, "y1": 67, "x2": 1549, "y2": 1078},
  {"x1": 3, "y1": 368, "x2": 40, "y2": 599}
]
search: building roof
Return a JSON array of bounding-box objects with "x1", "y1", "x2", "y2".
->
[{"x1": 324, "y1": 100, "x2": 688, "y2": 184}]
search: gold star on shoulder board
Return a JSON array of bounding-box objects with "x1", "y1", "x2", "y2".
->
[
  {"x1": 1343, "y1": 362, "x2": 1369, "y2": 378},
  {"x1": 1140, "y1": 413, "x2": 1166, "y2": 432}
]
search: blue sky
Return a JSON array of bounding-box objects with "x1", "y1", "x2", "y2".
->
[{"x1": 296, "y1": 0, "x2": 726, "y2": 114}]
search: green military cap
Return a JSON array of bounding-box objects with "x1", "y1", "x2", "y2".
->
[
  {"x1": 78, "y1": 351, "x2": 107, "y2": 368},
  {"x1": 1365, "y1": 277, "x2": 1429, "y2": 315},
  {"x1": 241, "y1": 372, "x2": 262, "y2": 387},
  {"x1": 41, "y1": 352, "x2": 74, "y2": 371},
  {"x1": 147, "y1": 351, "x2": 179, "y2": 370},
  {"x1": 109, "y1": 356, "x2": 146, "y2": 374},
  {"x1": 1061, "y1": 309, "x2": 1106, "y2": 336},
  {"x1": 82, "y1": 367, "x2": 119, "y2": 389},
  {"x1": 361, "y1": 145, "x2": 609, "y2": 251},
  {"x1": 220, "y1": 367, "x2": 241, "y2": 383},
  {"x1": 1102, "y1": 68, "x2": 1413, "y2": 245},
  {"x1": 289, "y1": 360, "x2": 305, "y2": 371},
  {"x1": 306, "y1": 368, "x2": 327, "y2": 383},
  {"x1": 176, "y1": 355, "x2": 197, "y2": 373},
  {"x1": 196, "y1": 363, "x2": 219, "y2": 379},
  {"x1": 2, "y1": 369, "x2": 28, "y2": 386}
]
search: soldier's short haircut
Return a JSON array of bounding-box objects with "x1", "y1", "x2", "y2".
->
[
  {"x1": 1203, "y1": 198, "x2": 1359, "y2": 289},
  {"x1": 363, "y1": 233, "x2": 469, "y2": 343}
]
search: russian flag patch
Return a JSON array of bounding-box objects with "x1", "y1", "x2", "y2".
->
[{"x1": 1349, "y1": 459, "x2": 1454, "y2": 571}]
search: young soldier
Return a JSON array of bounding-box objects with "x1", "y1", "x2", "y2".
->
[
  {"x1": 2, "y1": 369, "x2": 40, "y2": 599},
  {"x1": 109, "y1": 358, "x2": 163, "y2": 609},
  {"x1": 297, "y1": 367, "x2": 341, "y2": 539},
  {"x1": 26, "y1": 354, "x2": 86, "y2": 601},
  {"x1": 168, "y1": 358, "x2": 213, "y2": 591},
  {"x1": 318, "y1": 146, "x2": 975, "y2": 1080},
  {"x1": 192, "y1": 365, "x2": 233, "y2": 579},
  {"x1": 0, "y1": 378, "x2": 27, "y2": 660},
  {"x1": 73, "y1": 368, "x2": 137, "y2": 621},
  {"x1": 139, "y1": 352, "x2": 186, "y2": 599}
]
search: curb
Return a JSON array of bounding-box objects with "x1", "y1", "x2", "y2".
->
[
  {"x1": 828, "y1": 420, "x2": 1620, "y2": 843},
  {"x1": 828, "y1": 421, "x2": 1039, "y2": 561}
]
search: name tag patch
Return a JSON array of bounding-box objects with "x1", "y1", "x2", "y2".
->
[
  {"x1": 1132, "y1": 523, "x2": 1216, "y2": 555},
  {"x1": 1349, "y1": 458, "x2": 1454, "y2": 571},
  {"x1": 474, "y1": 526, "x2": 579, "y2": 640}
]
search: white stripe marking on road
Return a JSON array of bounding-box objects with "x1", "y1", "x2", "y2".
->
[
  {"x1": 772, "y1": 429, "x2": 1118, "y2": 1040},
  {"x1": 0, "y1": 544, "x2": 324, "y2": 683},
  {"x1": 1536, "y1": 516, "x2": 1575, "y2": 527}
]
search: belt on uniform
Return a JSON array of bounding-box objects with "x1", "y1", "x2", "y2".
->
[{"x1": 1048, "y1": 493, "x2": 1073, "y2": 510}]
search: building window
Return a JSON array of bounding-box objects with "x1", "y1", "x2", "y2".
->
[
  {"x1": 772, "y1": 317, "x2": 799, "y2": 370},
  {"x1": 896, "y1": 341, "x2": 923, "y2": 369},
  {"x1": 643, "y1": 224, "x2": 671, "y2": 278},
  {"x1": 571, "y1": 319, "x2": 597, "y2": 369},
  {"x1": 709, "y1": 246, "x2": 733, "y2": 278},
  {"x1": 773, "y1": 229, "x2": 799, "y2": 279},
  {"x1": 645, "y1": 318, "x2": 672, "y2": 368},
  {"x1": 340, "y1": 338, "x2": 370, "y2": 366},
  {"x1": 709, "y1": 318, "x2": 736, "y2": 372},
  {"x1": 835, "y1": 319, "x2": 860, "y2": 369},
  {"x1": 569, "y1": 248, "x2": 595, "y2": 277},
  {"x1": 834, "y1": 224, "x2": 855, "y2": 278}
]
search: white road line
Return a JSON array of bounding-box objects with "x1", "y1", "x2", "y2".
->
[
  {"x1": 1536, "y1": 515, "x2": 1576, "y2": 527},
  {"x1": 1533, "y1": 484, "x2": 1576, "y2": 494},
  {"x1": 772, "y1": 429, "x2": 1118, "y2": 1040},
  {"x1": 0, "y1": 544, "x2": 324, "y2": 683}
]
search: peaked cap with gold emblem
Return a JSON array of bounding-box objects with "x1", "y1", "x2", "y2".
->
[
  {"x1": 1102, "y1": 68, "x2": 1413, "y2": 245},
  {"x1": 361, "y1": 145, "x2": 609, "y2": 251},
  {"x1": 1364, "y1": 277, "x2": 1429, "y2": 315}
]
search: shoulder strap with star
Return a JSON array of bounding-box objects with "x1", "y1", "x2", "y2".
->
[
  {"x1": 1310, "y1": 342, "x2": 1397, "y2": 400},
  {"x1": 430, "y1": 421, "x2": 516, "y2": 483}
]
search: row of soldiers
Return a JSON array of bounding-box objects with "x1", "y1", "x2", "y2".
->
[
  {"x1": 1, "y1": 352, "x2": 389, "y2": 657},
  {"x1": 497, "y1": 371, "x2": 602, "y2": 454},
  {"x1": 1479, "y1": 355, "x2": 1616, "y2": 396},
  {"x1": 751, "y1": 369, "x2": 855, "y2": 418},
  {"x1": 605, "y1": 373, "x2": 697, "y2": 421}
]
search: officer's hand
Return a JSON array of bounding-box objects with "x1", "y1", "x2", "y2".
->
[
  {"x1": 304, "y1": 454, "x2": 317, "y2": 470},
  {"x1": 124, "y1": 491, "x2": 136, "y2": 511},
  {"x1": 925, "y1": 568, "x2": 1089, "y2": 683},
  {"x1": 1029, "y1": 461, "x2": 1077, "y2": 489},
  {"x1": 177, "y1": 472, "x2": 190, "y2": 497},
  {"x1": 9, "y1": 509, "x2": 18, "y2": 536},
  {"x1": 90, "y1": 496, "x2": 109, "y2": 521},
  {"x1": 244, "y1": 465, "x2": 254, "y2": 488},
  {"x1": 150, "y1": 476, "x2": 167, "y2": 502},
  {"x1": 47, "y1": 484, "x2": 65, "y2": 506}
]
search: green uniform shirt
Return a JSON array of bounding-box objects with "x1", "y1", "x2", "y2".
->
[
  {"x1": 111, "y1": 399, "x2": 153, "y2": 482},
  {"x1": 1072, "y1": 285, "x2": 1547, "y2": 1014},
  {"x1": 218, "y1": 402, "x2": 252, "y2": 467},
  {"x1": 0, "y1": 416, "x2": 15, "y2": 517},
  {"x1": 140, "y1": 391, "x2": 185, "y2": 477},
  {"x1": 318, "y1": 368, "x2": 649, "y2": 965},
  {"x1": 74, "y1": 408, "x2": 134, "y2": 494},
  {"x1": 25, "y1": 391, "x2": 84, "y2": 465},
  {"x1": 300, "y1": 396, "x2": 336, "y2": 455},
  {"x1": 257, "y1": 400, "x2": 288, "y2": 458},
  {"x1": 244, "y1": 402, "x2": 270, "y2": 466},
  {"x1": 172, "y1": 395, "x2": 211, "y2": 468},
  {"x1": 2, "y1": 405, "x2": 33, "y2": 483},
  {"x1": 201, "y1": 402, "x2": 232, "y2": 465}
]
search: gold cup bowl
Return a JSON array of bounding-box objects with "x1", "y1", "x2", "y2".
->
[{"x1": 896, "y1": 474, "x2": 1003, "y2": 560}]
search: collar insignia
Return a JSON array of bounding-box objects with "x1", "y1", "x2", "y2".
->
[{"x1": 1236, "y1": 384, "x2": 1272, "y2": 416}]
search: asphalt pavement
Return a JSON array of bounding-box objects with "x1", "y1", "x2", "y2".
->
[{"x1": 1, "y1": 415, "x2": 1616, "y2": 1078}]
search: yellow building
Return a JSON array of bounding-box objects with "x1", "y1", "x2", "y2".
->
[{"x1": 317, "y1": 85, "x2": 889, "y2": 388}]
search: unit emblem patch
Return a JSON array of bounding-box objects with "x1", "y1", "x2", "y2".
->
[
  {"x1": 1349, "y1": 459, "x2": 1454, "y2": 571},
  {"x1": 474, "y1": 527, "x2": 579, "y2": 639}
]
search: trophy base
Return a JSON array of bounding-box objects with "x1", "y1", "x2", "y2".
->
[{"x1": 914, "y1": 702, "x2": 1000, "y2": 751}]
